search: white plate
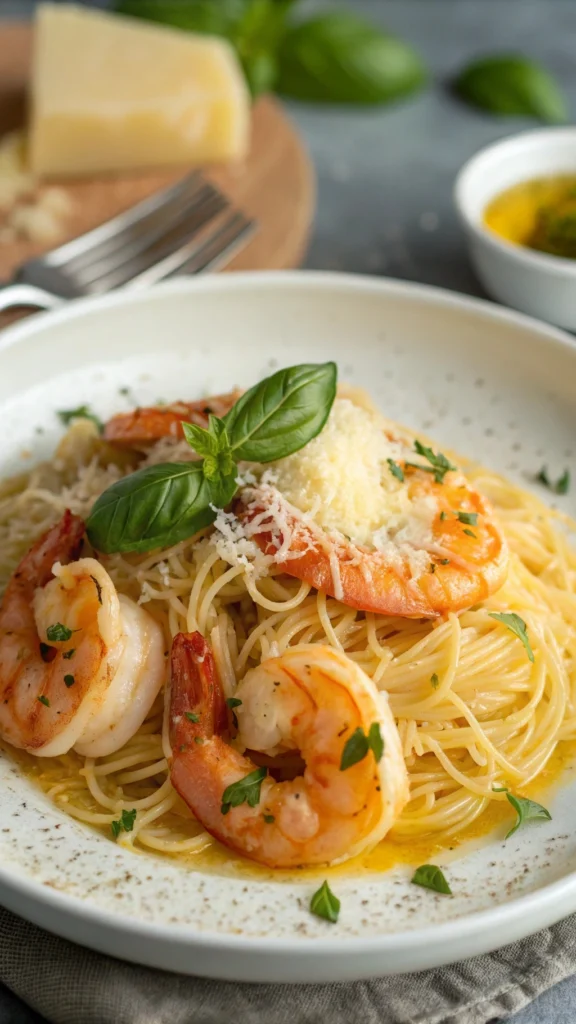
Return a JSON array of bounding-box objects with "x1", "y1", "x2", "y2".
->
[{"x1": 1, "y1": 272, "x2": 576, "y2": 983}]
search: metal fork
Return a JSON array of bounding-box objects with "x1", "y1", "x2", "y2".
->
[{"x1": 0, "y1": 172, "x2": 256, "y2": 314}]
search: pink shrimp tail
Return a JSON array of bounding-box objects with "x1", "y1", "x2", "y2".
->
[{"x1": 169, "y1": 632, "x2": 227, "y2": 746}]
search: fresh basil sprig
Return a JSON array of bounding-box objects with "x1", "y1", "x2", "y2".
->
[
  {"x1": 453, "y1": 55, "x2": 568, "y2": 124},
  {"x1": 86, "y1": 362, "x2": 336, "y2": 555}
]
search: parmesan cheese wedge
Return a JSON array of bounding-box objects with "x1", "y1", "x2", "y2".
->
[{"x1": 30, "y1": 4, "x2": 250, "y2": 177}]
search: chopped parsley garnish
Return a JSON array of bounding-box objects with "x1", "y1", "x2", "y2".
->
[
  {"x1": 46, "y1": 623, "x2": 75, "y2": 643},
  {"x1": 221, "y1": 767, "x2": 267, "y2": 815},
  {"x1": 537, "y1": 466, "x2": 571, "y2": 495},
  {"x1": 37, "y1": 695, "x2": 50, "y2": 707},
  {"x1": 430, "y1": 673, "x2": 440, "y2": 689},
  {"x1": 263, "y1": 814, "x2": 275, "y2": 824},
  {"x1": 194, "y1": 737, "x2": 204, "y2": 745},
  {"x1": 387, "y1": 458, "x2": 404, "y2": 483},
  {"x1": 429, "y1": 562, "x2": 436, "y2": 574},
  {"x1": 455, "y1": 511, "x2": 478, "y2": 526},
  {"x1": 494, "y1": 787, "x2": 551, "y2": 839},
  {"x1": 310, "y1": 880, "x2": 340, "y2": 923},
  {"x1": 463, "y1": 528, "x2": 476, "y2": 537},
  {"x1": 340, "y1": 723, "x2": 384, "y2": 771},
  {"x1": 111, "y1": 808, "x2": 137, "y2": 838},
  {"x1": 440, "y1": 511, "x2": 447, "y2": 521},
  {"x1": 57, "y1": 405, "x2": 103, "y2": 433},
  {"x1": 488, "y1": 612, "x2": 534, "y2": 663},
  {"x1": 410, "y1": 440, "x2": 456, "y2": 484},
  {"x1": 439, "y1": 558, "x2": 450, "y2": 565},
  {"x1": 64, "y1": 674, "x2": 75, "y2": 688},
  {"x1": 411, "y1": 864, "x2": 452, "y2": 895},
  {"x1": 63, "y1": 649, "x2": 75, "y2": 660},
  {"x1": 185, "y1": 712, "x2": 200, "y2": 723}
]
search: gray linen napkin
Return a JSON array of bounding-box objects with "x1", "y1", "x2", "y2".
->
[{"x1": 1, "y1": 906, "x2": 576, "y2": 1024}]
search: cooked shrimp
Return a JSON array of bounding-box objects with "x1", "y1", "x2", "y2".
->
[
  {"x1": 104, "y1": 390, "x2": 241, "y2": 448},
  {"x1": 0, "y1": 511, "x2": 166, "y2": 756},
  {"x1": 237, "y1": 397, "x2": 508, "y2": 618},
  {"x1": 169, "y1": 632, "x2": 408, "y2": 868},
  {"x1": 242, "y1": 473, "x2": 507, "y2": 619}
]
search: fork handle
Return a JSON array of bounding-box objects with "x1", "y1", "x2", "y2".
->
[{"x1": 0, "y1": 283, "x2": 63, "y2": 313}]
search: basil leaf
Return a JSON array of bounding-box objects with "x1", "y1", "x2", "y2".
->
[
  {"x1": 182, "y1": 417, "x2": 235, "y2": 481},
  {"x1": 278, "y1": 13, "x2": 425, "y2": 105},
  {"x1": 86, "y1": 461, "x2": 237, "y2": 555},
  {"x1": 340, "y1": 727, "x2": 369, "y2": 771},
  {"x1": 310, "y1": 880, "x2": 340, "y2": 923},
  {"x1": 504, "y1": 793, "x2": 551, "y2": 839},
  {"x1": 221, "y1": 767, "x2": 267, "y2": 814},
  {"x1": 64, "y1": 674, "x2": 75, "y2": 688},
  {"x1": 37, "y1": 695, "x2": 50, "y2": 708},
  {"x1": 488, "y1": 612, "x2": 535, "y2": 663},
  {"x1": 181, "y1": 421, "x2": 221, "y2": 459},
  {"x1": 411, "y1": 864, "x2": 452, "y2": 895},
  {"x1": 368, "y1": 722, "x2": 384, "y2": 762},
  {"x1": 223, "y1": 362, "x2": 337, "y2": 462},
  {"x1": 453, "y1": 55, "x2": 567, "y2": 124}
]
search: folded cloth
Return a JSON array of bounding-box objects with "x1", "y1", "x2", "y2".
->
[{"x1": 1, "y1": 905, "x2": 575, "y2": 1024}]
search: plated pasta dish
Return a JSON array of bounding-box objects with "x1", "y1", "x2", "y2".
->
[{"x1": 0, "y1": 361, "x2": 573, "y2": 901}]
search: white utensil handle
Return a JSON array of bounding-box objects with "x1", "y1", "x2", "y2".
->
[{"x1": 0, "y1": 283, "x2": 63, "y2": 313}]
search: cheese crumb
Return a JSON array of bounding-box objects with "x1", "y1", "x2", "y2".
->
[{"x1": 263, "y1": 398, "x2": 434, "y2": 557}]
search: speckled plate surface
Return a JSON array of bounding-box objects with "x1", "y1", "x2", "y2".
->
[{"x1": 1, "y1": 272, "x2": 576, "y2": 982}]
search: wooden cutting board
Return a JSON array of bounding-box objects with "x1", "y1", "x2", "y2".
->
[{"x1": 0, "y1": 22, "x2": 315, "y2": 289}]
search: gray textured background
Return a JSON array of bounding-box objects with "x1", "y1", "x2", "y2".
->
[{"x1": 1, "y1": 1, "x2": 576, "y2": 1022}]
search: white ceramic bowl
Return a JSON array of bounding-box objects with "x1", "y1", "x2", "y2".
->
[{"x1": 454, "y1": 128, "x2": 576, "y2": 329}]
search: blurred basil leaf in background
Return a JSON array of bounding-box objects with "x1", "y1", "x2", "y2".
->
[
  {"x1": 453, "y1": 55, "x2": 568, "y2": 123},
  {"x1": 277, "y1": 13, "x2": 425, "y2": 105},
  {"x1": 115, "y1": 0, "x2": 297, "y2": 97}
]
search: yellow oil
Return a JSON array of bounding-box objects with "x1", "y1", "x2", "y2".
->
[
  {"x1": 6, "y1": 737, "x2": 575, "y2": 883},
  {"x1": 483, "y1": 175, "x2": 576, "y2": 257}
]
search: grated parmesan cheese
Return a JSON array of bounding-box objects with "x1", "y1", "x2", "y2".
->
[{"x1": 260, "y1": 398, "x2": 436, "y2": 579}]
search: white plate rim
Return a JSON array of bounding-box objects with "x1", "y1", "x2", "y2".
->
[{"x1": 1, "y1": 270, "x2": 576, "y2": 980}]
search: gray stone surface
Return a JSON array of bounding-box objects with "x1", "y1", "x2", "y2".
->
[{"x1": 1, "y1": 1, "x2": 576, "y2": 1022}]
